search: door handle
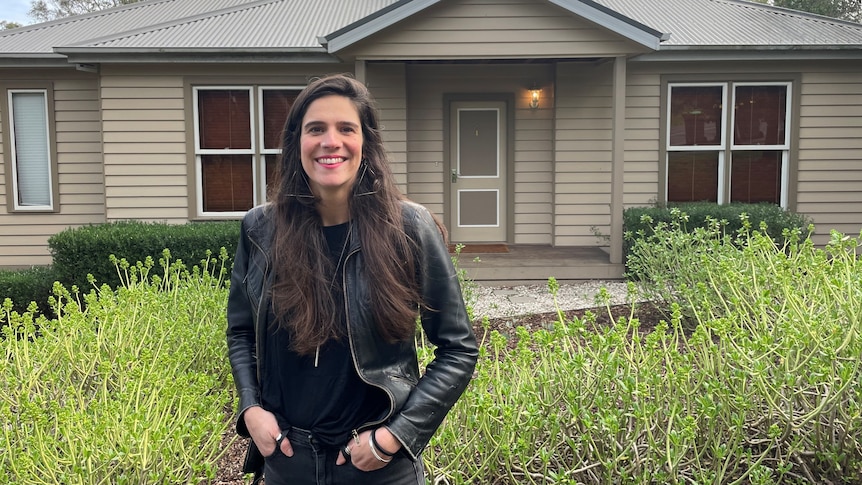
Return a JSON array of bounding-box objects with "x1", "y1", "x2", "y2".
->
[{"x1": 451, "y1": 169, "x2": 458, "y2": 183}]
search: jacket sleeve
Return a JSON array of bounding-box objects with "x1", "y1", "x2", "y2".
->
[
  {"x1": 386, "y1": 204, "x2": 479, "y2": 459},
  {"x1": 226, "y1": 215, "x2": 262, "y2": 438}
]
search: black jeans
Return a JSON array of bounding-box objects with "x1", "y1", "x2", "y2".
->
[{"x1": 264, "y1": 427, "x2": 425, "y2": 485}]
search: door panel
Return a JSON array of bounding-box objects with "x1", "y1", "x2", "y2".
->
[{"x1": 449, "y1": 101, "x2": 507, "y2": 242}]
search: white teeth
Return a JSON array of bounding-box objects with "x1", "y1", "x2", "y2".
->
[{"x1": 318, "y1": 158, "x2": 342, "y2": 165}]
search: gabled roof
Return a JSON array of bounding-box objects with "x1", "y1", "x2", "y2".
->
[
  {"x1": 1, "y1": 0, "x2": 861, "y2": 66},
  {"x1": 321, "y1": 0, "x2": 668, "y2": 52}
]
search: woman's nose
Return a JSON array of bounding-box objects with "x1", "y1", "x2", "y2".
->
[{"x1": 320, "y1": 129, "x2": 341, "y2": 148}]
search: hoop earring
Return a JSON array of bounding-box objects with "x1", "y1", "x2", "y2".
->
[
  {"x1": 285, "y1": 168, "x2": 315, "y2": 199},
  {"x1": 353, "y1": 159, "x2": 378, "y2": 197}
]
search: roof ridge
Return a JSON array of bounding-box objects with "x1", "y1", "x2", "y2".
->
[{"x1": 63, "y1": 0, "x2": 280, "y2": 48}]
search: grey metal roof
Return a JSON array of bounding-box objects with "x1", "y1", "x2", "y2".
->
[
  {"x1": 64, "y1": 0, "x2": 399, "y2": 51},
  {"x1": 0, "y1": 0, "x2": 257, "y2": 55},
  {"x1": 1, "y1": 0, "x2": 862, "y2": 63},
  {"x1": 594, "y1": 0, "x2": 862, "y2": 47}
]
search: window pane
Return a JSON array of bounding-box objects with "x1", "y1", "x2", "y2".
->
[
  {"x1": 11, "y1": 92, "x2": 51, "y2": 207},
  {"x1": 264, "y1": 154, "x2": 280, "y2": 201},
  {"x1": 198, "y1": 90, "x2": 251, "y2": 149},
  {"x1": 669, "y1": 86, "x2": 722, "y2": 147},
  {"x1": 730, "y1": 151, "x2": 781, "y2": 204},
  {"x1": 734, "y1": 85, "x2": 786, "y2": 146},
  {"x1": 263, "y1": 90, "x2": 297, "y2": 150},
  {"x1": 201, "y1": 155, "x2": 253, "y2": 212},
  {"x1": 667, "y1": 151, "x2": 719, "y2": 202}
]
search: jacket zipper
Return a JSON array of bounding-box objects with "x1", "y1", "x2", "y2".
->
[
  {"x1": 247, "y1": 234, "x2": 270, "y2": 385},
  {"x1": 341, "y1": 247, "x2": 397, "y2": 433}
]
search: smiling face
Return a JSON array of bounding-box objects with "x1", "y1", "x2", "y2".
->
[{"x1": 299, "y1": 94, "x2": 363, "y2": 202}]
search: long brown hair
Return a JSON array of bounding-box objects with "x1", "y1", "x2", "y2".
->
[{"x1": 269, "y1": 74, "x2": 421, "y2": 355}]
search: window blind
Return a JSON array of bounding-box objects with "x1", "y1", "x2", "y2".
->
[{"x1": 11, "y1": 91, "x2": 51, "y2": 207}]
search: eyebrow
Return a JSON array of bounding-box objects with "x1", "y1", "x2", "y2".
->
[{"x1": 303, "y1": 120, "x2": 360, "y2": 130}]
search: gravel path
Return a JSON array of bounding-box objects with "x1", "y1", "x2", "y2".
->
[{"x1": 469, "y1": 280, "x2": 638, "y2": 319}]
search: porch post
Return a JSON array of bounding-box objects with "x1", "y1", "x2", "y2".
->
[
  {"x1": 354, "y1": 60, "x2": 366, "y2": 83},
  {"x1": 610, "y1": 56, "x2": 626, "y2": 266}
]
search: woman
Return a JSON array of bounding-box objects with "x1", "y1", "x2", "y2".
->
[{"x1": 226, "y1": 74, "x2": 478, "y2": 485}]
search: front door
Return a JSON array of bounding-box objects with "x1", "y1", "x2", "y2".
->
[{"x1": 448, "y1": 101, "x2": 507, "y2": 242}]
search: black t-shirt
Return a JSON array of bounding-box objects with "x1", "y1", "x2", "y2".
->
[{"x1": 260, "y1": 222, "x2": 389, "y2": 447}]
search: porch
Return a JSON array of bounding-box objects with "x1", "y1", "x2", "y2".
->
[{"x1": 450, "y1": 245, "x2": 625, "y2": 285}]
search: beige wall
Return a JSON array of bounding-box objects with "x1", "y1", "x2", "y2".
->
[
  {"x1": 797, "y1": 66, "x2": 862, "y2": 244},
  {"x1": 366, "y1": 63, "x2": 409, "y2": 192},
  {"x1": 555, "y1": 61, "x2": 614, "y2": 247},
  {"x1": 0, "y1": 69, "x2": 105, "y2": 267},
  {"x1": 101, "y1": 66, "x2": 188, "y2": 222},
  {"x1": 626, "y1": 59, "x2": 862, "y2": 246},
  {"x1": 406, "y1": 63, "x2": 555, "y2": 245},
  {"x1": 346, "y1": 0, "x2": 649, "y2": 60}
]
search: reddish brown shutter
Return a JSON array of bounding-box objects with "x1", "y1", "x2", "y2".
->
[
  {"x1": 733, "y1": 86, "x2": 786, "y2": 146},
  {"x1": 667, "y1": 151, "x2": 719, "y2": 202},
  {"x1": 263, "y1": 90, "x2": 297, "y2": 149},
  {"x1": 198, "y1": 90, "x2": 251, "y2": 150},
  {"x1": 730, "y1": 151, "x2": 781, "y2": 204},
  {"x1": 201, "y1": 155, "x2": 253, "y2": 212}
]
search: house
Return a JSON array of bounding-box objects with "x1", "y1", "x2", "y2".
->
[{"x1": 1, "y1": 0, "x2": 861, "y2": 281}]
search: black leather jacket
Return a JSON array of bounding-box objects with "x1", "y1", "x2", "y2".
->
[{"x1": 226, "y1": 201, "x2": 478, "y2": 459}]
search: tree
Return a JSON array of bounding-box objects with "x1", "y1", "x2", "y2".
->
[
  {"x1": 29, "y1": 0, "x2": 142, "y2": 23},
  {"x1": 752, "y1": 0, "x2": 862, "y2": 22},
  {"x1": 1, "y1": 21, "x2": 24, "y2": 30}
]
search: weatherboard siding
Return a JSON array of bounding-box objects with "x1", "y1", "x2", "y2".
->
[
  {"x1": 797, "y1": 67, "x2": 862, "y2": 244},
  {"x1": 100, "y1": 67, "x2": 189, "y2": 223},
  {"x1": 347, "y1": 0, "x2": 648, "y2": 60},
  {"x1": 407, "y1": 63, "x2": 554, "y2": 244},
  {"x1": 554, "y1": 62, "x2": 614, "y2": 247},
  {"x1": 0, "y1": 72, "x2": 105, "y2": 267},
  {"x1": 367, "y1": 63, "x2": 409, "y2": 191}
]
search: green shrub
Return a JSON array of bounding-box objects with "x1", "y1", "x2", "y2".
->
[
  {"x1": 624, "y1": 202, "x2": 811, "y2": 262},
  {"x1": 48, "y1": 220, "x2": 240, "y2": 291},
  {"x1": 0, "y1": 265, "x2": 58, "y2": 316},
  {"x1": 0, "y1": 254, "x2": 234, "y2": 484},
  {"x1": 424, "y1": 227, "x2": 862, "y2": 483}
]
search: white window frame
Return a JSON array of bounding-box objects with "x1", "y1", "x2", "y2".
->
[
  {"x1": 193, "y1": 85, "x2": 302, "y2": 217},
  {"x1": 257, "y1": 86, "x2": 303, "y2": 200},
  {"x1": 193, "y1": 86, "x2": 255, "y2": 217},
  {"x1": 665, "y1": 81, "x2": 791, "y2": 208},
  {"x1": 8, "y1": 89, "x2": 54, "y2": 211},
  {"x1": 729, "y1": 82, "x2": 792, "y2": 208}
]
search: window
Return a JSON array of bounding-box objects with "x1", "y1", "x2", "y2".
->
[
  {"x1": 6, "y1": 89, "x2": 55, "y2": 211},
  {"x1": 666, "y1": 81, "x2": 791, "y2": 207},
  {"x1": 193, "y1": 86, "x2": 299, "y2": 216}
]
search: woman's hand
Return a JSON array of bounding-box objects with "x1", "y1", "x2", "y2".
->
[
  {"x1": 244, "y1": 406, "x2": 294, "y2": 457},
  {"x1": 336, "y1": 427, "x2": 402, "y2": 471}
]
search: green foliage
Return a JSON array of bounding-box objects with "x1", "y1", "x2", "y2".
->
[
  {"x1": 0, "y1": 251, "x2": 234, "y2": 484},
  {"x1": 751, "y1": 0, "x2": 861, "y2": 22},
  {"x1": 424, "y1": 227, "x2": 862, "y2": 483},
  {"x1": 49, "y1": 220, "x2": 240, "y2": 292},
  {"x1": 0, "y1": 266, "x2": 58, "y2": 315},
  {"x1": 451, "y1": 243, "x2": 481, "y2": 321},
  {"x1": 28, "y1": 0, "x2": 143, "y2": 22},
  {"x1": 623, "y1": 202, "x2": 810, "y2": 269}
]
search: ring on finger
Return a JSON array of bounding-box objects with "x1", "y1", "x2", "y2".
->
[{"x1": 343, "y1": 445, "x2": 351, "y2": 457}]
